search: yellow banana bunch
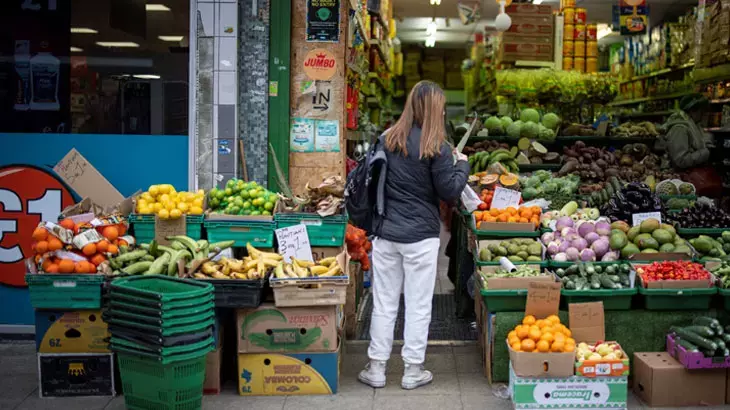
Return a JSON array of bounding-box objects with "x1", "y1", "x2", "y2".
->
[{"x1": 273, "y1": 257, "x2": 345, "y2": 279}]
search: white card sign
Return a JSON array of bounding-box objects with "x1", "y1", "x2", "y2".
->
[
  {"x1": 490, "y1": 186, "x2": 522, "y2": 210},
  {"x1": 275, "y1": 224, "x2": 314, "y2": 263},
  {"x1": 632, "y1": 212, "x2": 662, "y2": 227}
]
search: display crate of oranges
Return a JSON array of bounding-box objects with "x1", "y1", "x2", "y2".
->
[
  {"x1": 507, "y1": 312, "x2": 578, "y2": 378},
  {"x1": 473, "y1": 206, "x2": 542, "y2": 236}
]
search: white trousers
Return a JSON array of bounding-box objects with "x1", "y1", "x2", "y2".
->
[{"x1": 367, "y1": 237, "x2": 440, "y2": 365}]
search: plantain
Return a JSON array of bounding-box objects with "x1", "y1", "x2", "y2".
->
[
  {"x1": 221, "y1": 263, "x2": 231, "y2": 276},
  {"x1": 201, "y1": 262, "x2": 218, "y2": 275}
]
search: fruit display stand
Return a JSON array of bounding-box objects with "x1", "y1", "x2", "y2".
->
[
  {"x1": 560, "y1": 288, "x2": 637, "y2": 310},
  {"x1": 129, "y1": 214, "x2": 204, "y2": 244}
]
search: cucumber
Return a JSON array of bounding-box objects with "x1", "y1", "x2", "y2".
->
[
  {"x1": 721, "y1": 334, "x2": 730, "y2": 344},
  {"x1": 565, "y1": 281, "x2": 576, "y2": 290},
  {"x1": 714, "y1": 338, "x2": 727, "y2": 350},
  {"x1": 585, "y1": 264, "x2": 596, "y2": 275},
  {"x1": 701, "y1": 348, "x2": 717, "y2": 358},
  {"x1": 671, "y1": 326, "x2": 718, "y2": 351},
  {"x1": 599, "y1": 274, "x2": 618, "y2": 289},
  {"x1": 123, "y1": 261, "x2": 153, "y2": 275},
  {"x1": 608, "y1": 274, "x2": 620, "y2": 282},
  {"x1": 605, "y1": 265, "x2": 617, "y2": 275},
  {"x1": 676, "y1": 338, "x2": 700, "y2": 352},
  {"x1": 685, "y1": 326, "x2": 715, "y2": 338},
  {"x1": 618, "y1": 274, "x2": 630, "y2": 287},
  {"x1": 693, "y1": 317, "x2": 720, "y2": 329},
  {"x1": 589, "y1": 275, "x2": 601, "y2": 289}
]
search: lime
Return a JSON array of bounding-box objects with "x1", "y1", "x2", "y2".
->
[
  {"x1": 250, "y1": 210, "x2": 261, "y2": 216},
  {"x1": 226, "y1": 179, "x2": 236, "y2": 189},
  {"x1": 264, "y1": 201, "x2": 274, "y2": 211},
  {"x1": 240, "y1": 190, "x2": 250, "y2": 199},
  {"x1": 234, "y1": 198, "x2": 244, "y2": 207},
  {"x1": 210, "y1": 198, "x2": 220, "y2": 208},
  {"x1": 243, "y1": 209, "x2": 252, "y2": 215},
  {"x1": 210, "y1": 187, "x2": 219, "y2": 197},
  {"x1": 215, "y1": 190, "x2": 225, "y2": 200},
  {"x1": 262, "y1": 210, "x2": 271, "y2": 216},
  {"x1": 230, "y1": 206, "x2": 241, "y2": 214},
  {"x1": 224, "y1": 188, "x2": 233, "y2": 196},
  {"x1": 243, "y1": 201, "x2": 252, "y2": 209},
  {"x1": 248, "y1": 189, "x2": 259, "y2": 198}
]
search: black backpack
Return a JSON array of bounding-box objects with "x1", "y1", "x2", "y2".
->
[{"x1": 345, "y1": 136, "x2": 387, "y2": 235}]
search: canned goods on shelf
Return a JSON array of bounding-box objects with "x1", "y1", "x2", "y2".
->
[
  {"x1": 574, "y1": 57, "x2": 586, "y2": 73},
  {"x1": 562, "y1": 40, "x2": 574, "y2": 57},
  {"x1": 574, "y1": 39, "x2": 586, "y2": 57},
  {"x1": 561, "y1": 0, "x2": 576, "y2": 10},
  {"x1": 563, "y1": 7, "x2": 575, "y2": 25},
  {"x1": 587, "y1": 23, "x2": 597, "y2": 41},
  {"x1": 574, "y1": 24, "x2": 586, "y2": 40},
  {"x1": 586, "y1": 57, "x2": 598, "y2": 73},
  {"x1": 575, "y1": 7, "x2": 587, "y2": 25},
  {"x1": 563, "y1": 57, "x2": 574, "y2": 71},
  {"x1": 586, "y1": 40, "x2": 598, "y2": 57},
  {"x1": 564, "y1": 24, "x2": 575, "y2": 40}
]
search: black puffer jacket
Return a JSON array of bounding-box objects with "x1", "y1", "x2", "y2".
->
[{"x1": 372, "y1": 127, "x2": 470, "y2": 243}]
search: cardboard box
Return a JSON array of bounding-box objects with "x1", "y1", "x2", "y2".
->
[
  {"x1": 633, "y1": 352, "x2": 726, "y2": 407},
  {"x1": 509, "y1": 363, "x2": 628, "y2": 409},
  {"x1": 270, "y1": 250, "x2": 350, "y2": 307},
  {"x1": 35, "y1": 310, "x2": 110, "y2": 354},
  {"x1": 569, "y1": 302, "x2": 629, "y2": 377},
  {"x1": 236, "y1": 304, "x2": 338, "y2": 353},
  {"x1": 54, "y1": 149, "x2": 124, "y2": 209},
  {"x1": 37, "y1": 353, "x2": 116, "y2": 398},
  {"x1": 476, "y1": 239, "x2": 545, "y2": 264},
  {"x1": 633, "y1": 263, "x2": 713, "y2": 289},
  {"x1": 344, "y1": 262, "x2": 363, "y2": 339},
  {"x1": 508, "y1": 282, "x2": 575, "y2": 378},
  {"x1": 203, "y1": 347, "x2": 222, "y2": 395},
  {"x1": 499, "y1": 35, "x2": 554, "y2": 63},
  {"x1": 726, "y1": 368, "x2": 730, "y2": 404},
  {"x1": 506, "y1": 3, "x2": 553, "y2": 15},
  {"x1": 477, "y1": 221, "x2": 537, "y2": 233},
  {"x1": 238, "y1": 342, "x2": 340, "y2": 395},
  {"x1": 479, "y1": 265, "x2": 553, "y2": 290},
  {"x1": 505, "y1": 15, "x2": 554, "y2": 37}
]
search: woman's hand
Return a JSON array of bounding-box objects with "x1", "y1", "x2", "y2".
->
[{"x1": 453, "y1": 149, "x2": 468, "y2": 162}]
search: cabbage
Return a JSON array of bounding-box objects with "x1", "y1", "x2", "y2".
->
[
  {"x1": 506, "y1": 122, "x2": 521, "y2": 138},
  {"x1": 484, "y1": 116, "x2": 502, "y2": 133},
  {"x1": 520, "y1": 121, "x2": 539, "y2": 138},
  {"x1": 520, "y1": 108, "x2": 540, "y2": 124},
  {"x1": 538, "y1": 127, "x2": 556, "y2": 141},
  {"x1": 500, "y1": 116, "x2": 513, "y2": 130},
  {"x1": 542, "y1": 112, "x2": 561, "y2": 130}
]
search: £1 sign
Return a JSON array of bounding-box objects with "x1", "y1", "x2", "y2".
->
[{"x1": 0, "y1": 166, "x2": 74, "y2": 286}]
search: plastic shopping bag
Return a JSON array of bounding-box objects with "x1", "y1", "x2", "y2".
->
[{"x1": 460, "y1": 185, "x2": 481, "y2": 213}]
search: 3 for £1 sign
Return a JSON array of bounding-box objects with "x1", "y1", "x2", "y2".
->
[{"x1": 0, "y1": 165, "x2": 74, "y2": 286}]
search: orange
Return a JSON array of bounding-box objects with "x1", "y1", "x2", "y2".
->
[
  {"x1": 497, "y1": 214, "x2": 509, "y2": 223},
  {"x1": 45, "y1": 264, "x2": 59, "y2": 273},
  {"x1": 564, "y1": 343, "x2": 575, "y2": 353},
  {"x1": 506, "y1": 206, "x2": 518, "y2": 215},
  {"x1": 541, "y1": 326, "x2": 554, "y2": 334},
  {"x1": 508, "y1": 330, "x2": 518, "y2": 340},
  {"x1": 118, "y1": 239, "x2": 128, "y2": 247},
  {"x1": 102, "y1": 226, "x2": 119, "y2": 241},
  {"x1": 90, "y1": 254, "x2": 106, "y2": 266},
  {"x1": 32, "y1": 227, "x2": 48, "y2": 241},
  {"x1": 522, "y1": 315, "x2": 536, "y2": 326},
  {"x1": 521, "y1": 339, "x2": 536, "y2": 352},
  {"x1": 536, "y1": 340, "x2": 550, "y2": 352},
  {"x1": 35, "y1": 241, "x2": 49, "y2": 254},
  {"x1": 82, "y1": 243, "x2": 97, "y2": 256},
  {"x1": 540, "y1": 332, "x2": 555, "y2": 343},
  {"x1": 566, "y1": 337, "x2": 575, "y2": 345},
  {"x1": 96, "y1": 240, "x2": 109, "y2": 253},
  {"x1": 551, "y1": 340, "x2": 565, "y2": 352},
  {"x1": 521, "y1": 209, "x2": 533, "y2": 220},
  {"x1": 74, "y1": 261, "x2": 89, "y2": 273},
  {"x1": 516, "y1": 326, "x2": 529, "y2": 340},
  {"x1": 41, "y1": 258, "x2": 53, "y2": 271},
  {"x1": 89, "y1": 264, "x2": 97, "y2": 274},
  {"x1": 535, "y1": 319, "x2": 546, "y2": 328},
  {"x1": 511, "y1": 341, "x2": 522, "y2": 352},
  {"x1": 546, "y1": 315, "x2": 560, "y2": 325},
  {"x1": 117, "y1": 224, "x2": 127, "y2": 236},
  {"x1": 489, "y1": 208, "x2": 500, "y2": 217},
  {"x1": 107, "y1": 244, "x2": 119, "y2": 255},
  {"x1": 562, "y1": 328, "x2": 572, "y2": 338},
  {"x1": 528, "y1": 327, "x2": 542, "y2": 342},
  {"x1": 554, "y1": 332, "x2": 566, "y2": 342},
  {"x1": 48, "y1": 238, "x2": 63, "y2": 251},
  {"x1": 519, "y1": 217, "x2": 529, "y2": 223},
  {"x1": 58, "y1": 259, "x2": 75, "y2": 273},
  {"x1": 59, "y1": 218, "x2": 75, "y2": 230}
]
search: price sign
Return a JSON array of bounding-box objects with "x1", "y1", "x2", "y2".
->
[
  {"x1": 490, "y1": 186, "x2": 521, "y2": 210},
  {"x1": 275, "y1": 224, "x2": 314, "y2": 263},
  {"x1": 632, "y1": 212, "x2": 662, "y2": 227},
  {"x1": 525, "y1": 282, "x2": 561, "y2": 319},
  {"x1": 0, "y1": 165, "x2": 75, "y2": 287}
]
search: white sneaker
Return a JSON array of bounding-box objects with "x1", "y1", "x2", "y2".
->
[
  {"x1": 401, "y1": 364, "x2": 433, "y2": 390},
  {"x1": 358, "y1": 360, "x2": 387, "y2": 388}
]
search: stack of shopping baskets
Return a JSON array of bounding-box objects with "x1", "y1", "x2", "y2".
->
[{"x1": 104, "y1": 275, "x2": 215, "y2": 410}]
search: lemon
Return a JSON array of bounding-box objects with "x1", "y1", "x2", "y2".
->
[
  {"x1": 190, "y1": 206, "x2": 203, "y2": 215},
  {"x1": 141, "y1": 192, "x2": 154, "y2": 202},
  {"x1": 158, "y1": 185, "x2": 170, "y2": 195},
  {"x1": 192, "y1": 198, "x2": 203, "y2": 207},
  {"x1": 177, "y1": 202, "x2": 189, "y2": 212},
  {"x1": 169, "y1": 209, "x2": 182, "y2": 219},
  {"x1": 197, "y1": 189, "x2": 205, "y2": 196},
  {"x1": 148, "y1": 185, "x2": 160, "y2": 196},
  {"x1": 153, "y1": 203, "x2": 164, "y2": 212},
  {"x1": 159, "y1": 194, "x2": 170, "y2": 203},
  {"x1": 140, "y1": 206, "x2": 153, "y2": 214},
  {"x1": 157, "y1": 209, "x2": 170, "y2": 219}
]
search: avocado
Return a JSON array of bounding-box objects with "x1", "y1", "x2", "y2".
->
[
  {"x1": 634, "y1": 233, "x2": 653, "y2": 247},
  {"x1": 640, "y1": 218, "x2": 660, "y2": 233},
  {"x1": 638, "y1": 237, "x2": 660, "y2": 250},
  {"x1": 496, "y1": 246, "x2": 508, "y2": 256},
  {"x1": 620, "y1": 244, "x2": 641, "y2": 259},
  {"x1": 479, "y1": 248, "x2": 492, "y2": 261},
  {"x1": 652, "y1": 229, "x2": 674, "y2": 245},
  {"x1": 516, "y1": 251, "x2": 529, "y2": 260},
  {"x1": 609, "y1": 232, "x2": 628, "y2": 250},
  {"x1": 508, "y1": 255, "x2": 525, "y2": 262},
  {"x1": 527, "y1": 243, "x2": 542, "y2": 257},
  {"x1": 693, "y1": 236, "x2": 714, "y2": 253},
  {"x1": 507, "y1": 244, "x2": 520, "y2": 255},
  {"x1": 659, "y1": 243, "x2": 676, "y2": 253},
  {"x1": 526, "y1": 256, "x2": 542, "y2": 262},
  {"x1": 627, "y1": 226, "x2": 641, "y2": 242}
]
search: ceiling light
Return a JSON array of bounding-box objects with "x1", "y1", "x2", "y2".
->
[
  {"x1": 430, "y1": 0, "x2": 441, "y2": 4},
  {"x1": 146, "y1": 4, "x2": 170, "y2": 11},
  {"x1": 96, "y1": 41, "x2": 140, "y2": 47},
  {"x1": 426, "y1": 19, "x2": 438, "y2": 36},
  {"x1": 70, "y1": 46, "x2": 84, "y2": 52},
  {"x1": 532, "y1": 0, "x2": 543, "y2": 4},
  {"x1": 494, "y1": 0, "x2": 512, "y2": 32},
  {"x1": 425, "y1": 37, "x2": 436, "y2": 47},
  {"x1": 71, "y1": 27, "x2": 98, "y2": 34},
  {"x1": 133, "y1": 74, "x2": 161, "y2": 79},
  {"x1": 597, "y1": 23, "x2": 612, "y2": 40},
  {"x1": 158, "y1": 35, "x2": 184, "y2": 42}
]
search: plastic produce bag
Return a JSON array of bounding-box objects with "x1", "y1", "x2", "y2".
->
[{"x1": 461, "y1": 185, "x2": 481, "y2": 212}]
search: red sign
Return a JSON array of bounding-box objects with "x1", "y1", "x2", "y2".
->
[
  {"x1": 0, "y1": 165, "x2": 75, "y2": 287},
  {"x1": 302, "y1": 48, "x2": 337, "y2": 81}
]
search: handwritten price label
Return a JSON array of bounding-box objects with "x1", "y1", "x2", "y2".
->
[
  {"x1": 490, "y1": 187, "x2": 521, "y2": 210},
  {"x1": 275, "y1": 224, "x2": 314, "y2": 263},
  {"x1": 632, "y1": 212, "x2": 661, "y2": 226}
]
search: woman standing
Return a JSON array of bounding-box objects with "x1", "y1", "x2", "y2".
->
[{"x1": 358, "y1": 81, "x2": 470, "y2": 390}]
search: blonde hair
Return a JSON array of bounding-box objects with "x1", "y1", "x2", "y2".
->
[{"x1": 385, "y1": 81, "x2": 446, "y2": 159}]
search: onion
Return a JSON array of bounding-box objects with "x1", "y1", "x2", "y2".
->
[
  {"x1": 565, "y1": 247, "x2": 580, "y2": 261},
  {"x1": 584, "y1": 232, "x2": 600, "y2": 245},
  {"x1": 556, "y1": 216, "x2": 574, "y2": 232},
  {"x1": 591, "y1": 238, "x2": 610, "y2": 258},
  {"x1": 601, "y1": 251, "x2": 619, "y2": 262},
  {"x1": 561, "y1": 227, "x2": 576, "y2": 238},
  {"x1": 571, "y1": 237, "x2": 588, "y2": 251},
  {"x1": 595, "y1": 221, "x2": 611, "y2": 236},
  {"x1": 580, "y1": 248, "x2": 597, "y2": 262},
  {"x1": 553, "y1": 252, "x2": 568, "y2": 262},
  {"x1": 541, "y1": 232, "x2": 555, "y2": 244},
  {"x1": 547, "y1": 241, "x2": 560, "y2": 256},
  {"x1": 577, "y1": 221, "x2": 596, "y2": 238},
  {"x1": 558, "y1": 240, "x2": 571, "y2": 253}
]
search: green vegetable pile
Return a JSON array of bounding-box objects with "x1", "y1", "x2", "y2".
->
[
  {"x1": 479, "y1": 265, "x2": 545, "y2": 289},
  {"x1": 670, "y1": 317, "x2": 730, "y2": 359},
  {"x1": 709, "y1": 260, "x2": 730, "y2": 288},
  {"x1": 689, "y1": 232, "x2": 730, "y2": 261},
  {"x1": 478, "y1": 238, "x2": 543, "y2": 263},
  {"x1": 555, "y1": 262, "x2": 632, "y2": 290},
  {"x1": 519, "y1": 170, "x2": 579, "y2": 208}
]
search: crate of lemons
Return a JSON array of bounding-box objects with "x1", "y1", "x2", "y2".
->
[
  {"x1": 135, "y1": 184, "x2": 205, "y2": 219},
  {"x1": 508, "y1": 314, "x2": 576, "y2": 353}
]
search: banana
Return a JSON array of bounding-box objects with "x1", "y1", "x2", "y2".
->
[
  {"x1": 320, "y1": 263, "x2": 342, "y2": 277},
  {"x1": 261, "y1": 258, "x2": 281, "y2": 268},
  {"x1": 309, "y1": 265, "x2": 329, "y2": 276},
  {"x1": 284, "y1": 264, "x2": 297, "y2": 279},
  {"x1": 221, "y1": 264, "x2": 231, "y2": 276},
  {"x1": 194, "y1": 273, "x2": 208, "y2": 279},
  {"x1": 201, "y1": 262, "x2": 218, "y2": 275},
  {"x1": 212, "y1": 272, "x2": 229, "y2": 279},
  {"x1": 244, "y1": 259, "x2": 259, "y2": 270},
  {"x1": 246, "y1": 243, "x2": 283, "y2": 261},
  {"x1": 291, "y1": 257, "x2": 314, "y2": 268},
  {"x1": 227, "y1": 259, "x2": 245, "y2": 272},
  {"x1": 274, "y1": 263, "x2": 288, "y2": 278},
  {"x1": 318, "y1": 257, "x2": 336, "y2": 267},
  {"x1": 231, "y1": 272, "x2": 248, "y2": 280}
]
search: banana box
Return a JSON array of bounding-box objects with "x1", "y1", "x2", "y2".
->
[
  {"x1": 238, "y1": 342, "x2": 340, "y2": 395},
  {"x1": 237, "y1": 304, "x2": 337, "y2": 353},
  {"x1": 35, "y1": 310, "x2": 110, "y2": 353},
  {"x1": 38, "y1": 353, "x2": 116, "y2": 397}
]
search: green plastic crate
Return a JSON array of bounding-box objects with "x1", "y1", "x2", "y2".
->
[
  {"x1": 26, "y1": 274, "x2": 104, "y2": 309},
  {"x1": 117, "y1": 347, "x2": 211, "y2": 410},
  {"x1": 677, "y1": 228, "x2": 730, "y2": 236},
  {"x1": 129, "y1": 214, "x2": 203, "y2": 244},
  {"x1": 719, "y1": 288, "x2": 730, "y2": 310},
  {"x1": 638, "y1": 286, "x2": 717, "y2": 310},
  {"x1": 204, "y1": 220, "x2": 274, "y2": 248},
  {"x1": 105, "y1": 308, "x2": 214, "y2": 328},
  {"x1": 561, "y1": 288, "x2": 637, "y2": 310},
  {"x1": 480, "y1": 288, "x2": 529, "y2": 312},
  {"x1": 275, "y1": 212, "x2": 347, "y2": 246},
  {"x1": 107, "y1": 299, "x2": 215, "y2": 319},
  {"x1": 103, "y1": 314, "x2": 214, "y2": 337},
  {"x1": 109, "y1": 275, "x2": 213, "y2": 303},
  {"x1": 108, "y1": 291, "x2": 214, "y2": 311},
  {"x1": 111, "y1": 336, "x2": 214, "y2": 357},
  {"x1": 549, "y1": 261, "x2": 624, "y2": 269}
]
